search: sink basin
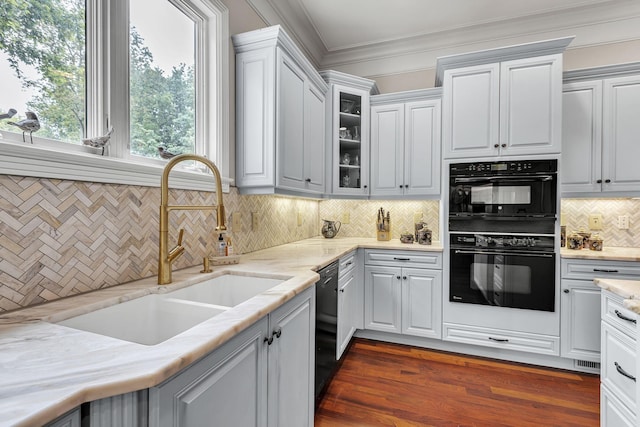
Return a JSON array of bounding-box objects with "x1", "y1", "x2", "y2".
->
[
  {"x1": 55, "y1": 274, "x2": 286, "y2": 345},
  {"x1": 57, "y1": 294, "x2": 227, "y2": 346},
  {"x1": 165, "y1": 274, "x2": 285, "y2": 307}
]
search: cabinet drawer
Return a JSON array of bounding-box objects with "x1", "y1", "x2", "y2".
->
[
  {"x1": 338, "y1": 251, "x2": 357, "y2": 279},
  {"x1": 561, "y1": 259, "x2": 640, "y2": 281},
  {"x1": 364, "y1": 250, "x2": 442, "y2": 269},
  {"x1": 601, "y1": 322, "x2": 637, "y2": 415},
  {"x1": 601, "y1": 384, "x2": 636, "y2": 427},
  {"x1": 602, "y1": 290, "x2": 637, "y2": 338},
  {"x1": 443, "y1": 323, "x2": 559, "y2": 356}
]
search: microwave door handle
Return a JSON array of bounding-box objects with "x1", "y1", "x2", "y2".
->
[
  {"x1": 453, "y1": 175, "x2": 554, "y2": 183},
  {"x1": 454, "y1": 250, "x2": 554, "y2": 258}
]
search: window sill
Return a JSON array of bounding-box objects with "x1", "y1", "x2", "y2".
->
[{"x1": 0, "y1": 140, "x2": 232, "y2": 192}]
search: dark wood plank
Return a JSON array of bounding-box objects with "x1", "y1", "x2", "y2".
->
[{"x1": 316, "y1": 339, "x2": 599, "y2": 426}]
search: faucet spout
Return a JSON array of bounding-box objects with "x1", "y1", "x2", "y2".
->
[{"x1": 158, "y1": 154, "x2": 227, "y2": 285}]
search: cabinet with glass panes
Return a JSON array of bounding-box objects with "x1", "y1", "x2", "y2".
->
[{"x1": 320, "y1": 71, "x2": 378, "y2": 196}]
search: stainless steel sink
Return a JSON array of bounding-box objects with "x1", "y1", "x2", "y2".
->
[{"x1": 55, "y1": 274, "x2": 286, "y2": 346}]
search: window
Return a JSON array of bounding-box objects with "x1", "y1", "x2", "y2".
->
[{"x1": 0, "y1": 0, "x2": 229, "y2": 189}]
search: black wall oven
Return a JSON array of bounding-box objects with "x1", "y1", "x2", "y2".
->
[
  {"x1": 449, "y1": 233, "x2": 555, "y2": 312},
  {"x1": 449, "y1": 159, "x2": 557, "y2": 234},
  {"x1": 448, "y1": 159, "x2": 558, "y2": 314}
]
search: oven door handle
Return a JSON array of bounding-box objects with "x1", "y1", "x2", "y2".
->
[
  {"x1": 454, "y1": 249, "x2": 554, "y2": 258},
  {"x1": 453, "y1": 175, "x2": 554, "y2": 183}
]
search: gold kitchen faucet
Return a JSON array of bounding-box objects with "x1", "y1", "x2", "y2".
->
[{"x1": 158, "y1": 154, "x2": 226, "y2": 285}]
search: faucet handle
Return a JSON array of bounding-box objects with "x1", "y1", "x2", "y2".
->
[
  {"x1": 168, "y1": 228, "x2": 186, "y2": 263},
  {"x1": 177, "y1": 228, "x2": 184, "y2": 245}
]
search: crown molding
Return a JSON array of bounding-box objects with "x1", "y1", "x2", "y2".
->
[
  {"x1": 370, "y1": 88, "x2": 443, "y2": 106},
  {"x1": 318, "y1": 70, "x2": 379, "y2": 94},
  {"x1": 563, "y1": 61, "x2": 640, "y2": 82},
  {"x1": 246, "y1": 0, "x2": 640, "y2": 81}
]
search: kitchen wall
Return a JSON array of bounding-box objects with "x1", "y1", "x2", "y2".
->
[
  {"x1": 561, "y1": 198, "x2": 640, "y2": 247},
  {"x1": 0, "y1": 174, "x2": 318, "y2": 313},
  {"x1": 319, "y1": 199, "x2": 440, "y2": 242}
]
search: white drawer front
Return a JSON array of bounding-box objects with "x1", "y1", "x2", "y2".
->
[
  {"x1": 443, "y1": 323, "x2": 559, "y2": 356},
  {"x1": 602, "y1": 291, "x2": 637, "y2": 339},
  {"x1": 561, "y1": 259, "x2": 640, "y2": 281},
  {"x1": 601, "y1": 322, "x2": 637, "y2": 415},
  {"x1": 601, "y1": 385, "x2": 636, "y2": 427},
  {"x1": 364, "y1": 250, "x2": 442, "y2": 269},
  {"x1": 338, "y1": 251, "x2": 356, "y2": 278}
]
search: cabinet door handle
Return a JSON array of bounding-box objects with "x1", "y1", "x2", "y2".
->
[
  {"x1": 563, "y1": 289, "x2": 570, "y2": 294},
  {"x1": 393, "y1": 257, "x2": 410, "y2": 261},
  {"x1": 264, "y1": 336, "x2": 273, "y2": 345},
  {"x1": 501, "y1": 144, "x2": 506, "y2": 148},
  {"x1": 488, "y1": 337, "x2": 509, "y2": 343},
  {"x1": 593, "y1": 268, "x2": 619, "y2": 273},
  {"x1": 273, "y1": 327, "x2": 282, "y2": 339},
  {"x1": 345, "y1": 261, "x2": 352, "y2": 266},
  {"x1": 596, "y1": 179, "x2": 602, "y2": 184},
  {"x1": 305, "y1": 178, "x2": 311, "y2": 183},
  {"x1": 494, "y1": 144, "x2": 499, "y2": 148},
  {"x1": 605, "y1": 179, "x2": 611, "y2": 183},
  {"x1": 614, "y1": 362, "x2": 636, "y2": 382},
  {"x1": 615, "y1": 309, "x2": 637, "y2": 324}
]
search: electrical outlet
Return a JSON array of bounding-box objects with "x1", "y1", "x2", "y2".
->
[
  {"x1": 251, "y1": 212, "x2": 260, "y2": 231},
  {"x1": 588, "y1": 214, "x2": 603, "y2": 230},
  {"x1": 341, "y1": 212, "x2": 350, "y2": 224},
  {"x1": 617, "y1": 215, "x2": 630, "y2": 230},
  {"x1": 413, "y1": 212, "x2": 423, "y2": 223},
  {"x1": 297, "y1": 211, "x2": 303, "y2": 226},
  {"x1": 232, "y1": 212, "x2": 242, "y2": 232}
]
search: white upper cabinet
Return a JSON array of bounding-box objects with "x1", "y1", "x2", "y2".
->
[
  {"x1": 562, "y1": 64, "x2": 640, "y2": 195},
  {"x1": 370, "y1": 90, "x2": 441, "y2": 198},
  {"x1": 320, "y1": 71, "x2": 378, "y2": 197},
  {"x1": 233, "y1": 26, "x2": 328, "y2": 197},
  {"x1": 437, "y1": 37, "x2": 572, "y2": 159}
]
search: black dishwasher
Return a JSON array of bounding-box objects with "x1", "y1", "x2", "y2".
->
[{"x1": 315, "y1": 260, "x2": 339, "y2": 405}]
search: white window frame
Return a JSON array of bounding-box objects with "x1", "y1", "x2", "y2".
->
[{"x1": 0, "y1": 0, "x2": 230, "y2": 192}]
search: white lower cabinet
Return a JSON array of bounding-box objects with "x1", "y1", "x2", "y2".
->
[
  {"x1": 337, "y1": 251, "x2": 362, "y2": 359},
  {"x1": 560, "y1": 257, "x2": 640, "y2": 364},
  {"x1": 600, "y1": 289, "x2": 637, "y2": 426},
  {"x1": 364, "y1": 250, "x2": 442, "y2": 340},
  {"x1": 149, "y1": 287, "x2": 315, "y2": 427}
]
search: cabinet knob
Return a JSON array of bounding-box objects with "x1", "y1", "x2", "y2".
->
[
  {"x1": 264, "y1": 336, "x2": 273, "y2": 345},
  {"x1": 399, "y1": 185, "x2": 403, "y2": 189},
  {"x1": 402, "y1": 276, "x2": 407, "y2": 280},
  {"x1": 494, "y1": 144, "x2": 500, "y2": 148},
  {"x1": 363, "y1": 185, "x2": 367, "y2": 189},
  {"x1": 273, "y1": 327, "x2": 282, "y2": 339},
  {"x1": 404, "y1": 184, "x2": 409, "y2": 188},
  {"x1": 396, "y1": 275, "x2": 401, "y2": 280},
  {"x1": 340, "y1": 289, "x2": 345, "y2": 293},
  {"x1": 596, "y1": 179, "x2": 602, "y2": 184},
  {"x1": 563, "y1": 289, "x2": 570, "y2": 294},
  {"x1": 305, "y1": 178, "x2": 311, "y2": 183},
  {"x1": 605, "y1": 179, "x2": 611, "y2": 183},
  {"x1": 501, "y1": 144, "x2": 506, "y2": 148}
]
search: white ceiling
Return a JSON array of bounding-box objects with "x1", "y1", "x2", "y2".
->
[{"x1": 246, "y1": 0, "x2": 640, "y2": 77}]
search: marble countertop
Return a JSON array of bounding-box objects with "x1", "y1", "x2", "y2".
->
[
  {"x1": 560, "y1": 246, "x2": 640, "y2": 262},
  {"x1": 0, "y1": 237, "x2": 442, "y2": 427},
  {"x1": 594, "y1": 278, "x2": 640, "y2": 315}
]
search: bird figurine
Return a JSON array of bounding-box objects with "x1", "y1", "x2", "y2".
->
[
  {"x1": 82, "y1": 127, "x2": 114, "y2": 155},
  {"x1": 8, "y1": 111, "x2": 40, "y2": 143},
  {"x1": 0, "y1": 108, "x2": 17, "y2": 120},
  {"x1": 157, "y1": 146, "x2": 177, "y2": 159}
]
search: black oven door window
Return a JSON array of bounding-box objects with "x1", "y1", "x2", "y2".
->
[
  {"x1": 450, "y1": 249, "x2": 555, "y2": 312},
  {"x1": 449, "y1": 175, "x2": 556, "y2": 217}
]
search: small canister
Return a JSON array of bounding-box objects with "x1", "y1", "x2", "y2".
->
[
  {"x1": 417, "y1": 225, "x2": 432, "y2": 245},
  {"x1": 567, "y1": 232, "x2": 584, "y2": 250},
  {"x1": 589, "y1": 233, "x2": 603, "y2": 251},
  {"x1": 560, "y1": 225, "x2": 566, "y2": 248},
  {"x1": 577, "y1": 228, "x2": 591, "y2": 249}
]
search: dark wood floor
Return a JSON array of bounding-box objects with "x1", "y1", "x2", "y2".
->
[{"x1": 315, "y1": 339, "x2": 600, "y2": 427}]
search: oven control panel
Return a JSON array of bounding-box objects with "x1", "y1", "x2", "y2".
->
[
  {"x1": 450, "y1": 159, "x2": 557, "y2": 176},
  {"x1": 450, "y1": 233, "x2": 555, "y2": 251}
]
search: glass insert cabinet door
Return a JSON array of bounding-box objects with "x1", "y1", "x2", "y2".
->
[{"x1": 338, "y1": 91, "x2": 363, "y2": 190}]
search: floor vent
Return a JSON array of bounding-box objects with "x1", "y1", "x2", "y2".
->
[{"x1": 575, "y1": 359, "x2": 600, "y2": 372}]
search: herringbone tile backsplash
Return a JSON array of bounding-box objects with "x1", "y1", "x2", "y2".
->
[
  {"x1": 3, "y1": 172, "x2": 636, "y2": 314},
  {"x1": 561, "y1": 198, "x2": 640, "y2": 247},
  {"x1": 0, "y1": 175, "x2": 319, "y2": 312}
]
